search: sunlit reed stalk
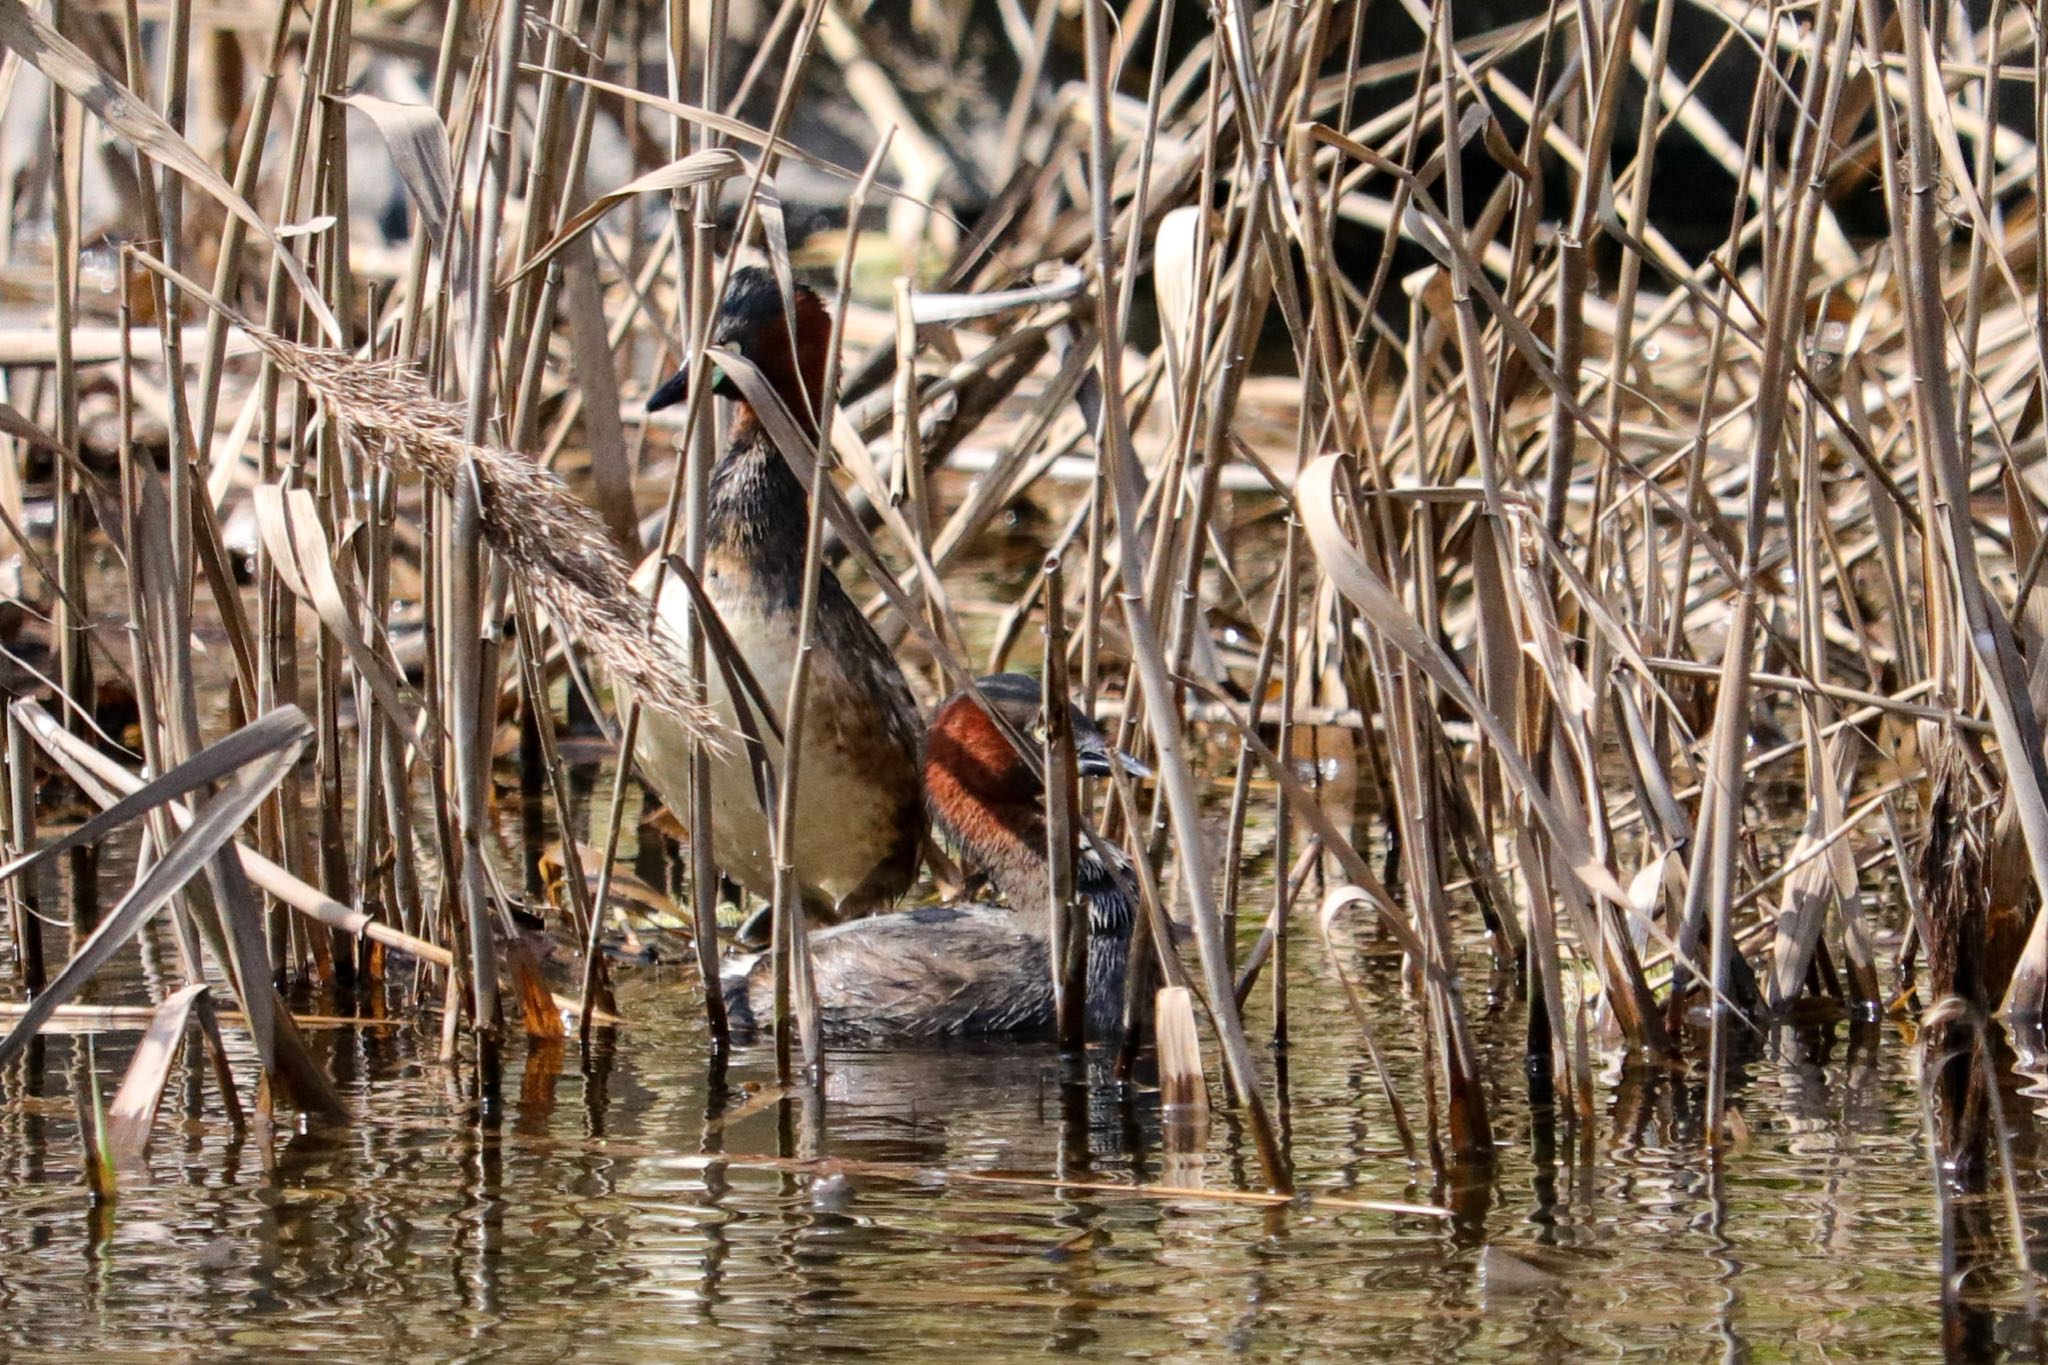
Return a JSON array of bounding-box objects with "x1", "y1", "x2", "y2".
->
[
  {"x1": 1218, "y1": 521, "x2": 1292, "y2": 984},
  {"x1": 1080, "y1": 0, "x2": 1289, "y2": 1192},
  {"x1": 305, "y1": 0, "x2": 360, "y2": 987},
  {"x1": 255, "y1": 0, "x2": 339, "y2": 984},
  {"x1": 1041, "y1": 554, "x2": 1084, "y2": 1048},
  {"x1": 1269, "y1": 523, "x2": 1300, "y2": 1044},
  {"x1": 674, "y1": 0, "x2": 732, "y2": 1066},
  {"x1": 46, "y1": 0, "x2": 87, "y2": 737},
  {"x1": 115, "y1": 272, "x2": 205, "y2": 993},
  {"x1": 763, "y1": 139, "x2": 889, "y2": 1082},
  {"x1": 447, "y1": 0, "x2": 528, "y2": 1079},
  {"x1": 4, "y1": 704, "x2": 42, "y2": 994}
]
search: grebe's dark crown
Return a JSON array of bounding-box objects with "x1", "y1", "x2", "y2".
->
[{"x1": 713, "y1": 265, "x2": 809, "y2": 341}]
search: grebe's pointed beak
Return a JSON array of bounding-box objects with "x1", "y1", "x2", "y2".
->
[
  {"x1": 646, "y1": 368, "x2": 690, "y2": 412},
  {"x1": 1075, "y1": 733, "x2": 1151, "y2": 780},
  {"x1": 647, "y1": 364, "x2": 744, "y2": 413}
]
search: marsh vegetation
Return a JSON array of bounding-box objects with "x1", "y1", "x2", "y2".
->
[{"x1": 1, "y1": 0, "x2": 2046, "y2": 1355}]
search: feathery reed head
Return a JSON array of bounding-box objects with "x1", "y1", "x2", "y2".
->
[{"x1": 250, "y1": 332, "x2": 723, "y2": 749}]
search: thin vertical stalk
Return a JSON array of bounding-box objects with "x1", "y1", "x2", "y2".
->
[
  {"x1": 46, "y1": 4, "x2": 89, "y2": 736},
  {"x1": 765, "y1": 140, "x2": 888, "y2": 1080},
  {"x1": 1270, "y1": 527, "x2": 1299, "y2": 1047},
  {"x1": 1081, "y1": 0, "x2": 1288, "y2": 1191},
  {"x1": 4, "y1": 713, "x2": 43, "y2": 994},
  {"x1": 1042, "y1": 555, "x2": 1085, "y2": 1049},
  {"x1": 451, "y1": 0, "x2": 530, "y2": 1057}
]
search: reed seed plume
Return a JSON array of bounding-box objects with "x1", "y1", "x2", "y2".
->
[{"x1": 250, "y1": 332, "x2": 721, "y2": 747}]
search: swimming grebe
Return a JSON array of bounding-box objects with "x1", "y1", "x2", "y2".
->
[
  {"x1": 635, "y1": 267, "x2": 927, "y2": 927},
  {"x1": 723, "y1": 673, "x2": 1144, "y2": 1041}
]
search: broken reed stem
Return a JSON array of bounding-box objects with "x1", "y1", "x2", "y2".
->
[{"x1": 1155, "y1": 984, "x2": 1210, "y2": 1153}]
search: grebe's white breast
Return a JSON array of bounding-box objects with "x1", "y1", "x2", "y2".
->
[{"x1": 630, "y1": 555, "x2": 923, "y2": 916}]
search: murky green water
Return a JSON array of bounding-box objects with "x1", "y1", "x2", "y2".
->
[{"x1": 0, "y1": 790, "x2": 2033, "y2": 1363}]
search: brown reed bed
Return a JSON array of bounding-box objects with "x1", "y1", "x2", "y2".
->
[{"x1": 0, "y1": 0, "x2": 2041, "y2": 1247}]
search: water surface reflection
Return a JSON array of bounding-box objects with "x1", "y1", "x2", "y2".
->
[{"x1": 0, "y1": 825, "x2": 2029, "y2": 1361}]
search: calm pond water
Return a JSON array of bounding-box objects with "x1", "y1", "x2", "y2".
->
[{"x1": 0, "y1": 781, "x2": 2036, "y2": 1363}]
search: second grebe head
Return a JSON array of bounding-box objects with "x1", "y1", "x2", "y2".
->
[
  {"x1": 646, "y1": 265, "x2": 833, "y2": 433},
  {"x1": 924, "y1": 673, "x2": 1145, "y2": 932},
  {"x1": 927, "y1": 672, "x2": 1116, "y2": 802}
]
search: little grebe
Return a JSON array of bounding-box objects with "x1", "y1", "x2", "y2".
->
[
  {"x1": 723, "y1": 673, "x2": 1145, "y2": 1041},
  {"x1": 635, "y1": 267, "x2": 926, "y2": 925}
]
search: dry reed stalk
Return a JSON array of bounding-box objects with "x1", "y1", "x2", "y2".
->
[
  {"x1": 444, "y1": 0, "x2": 526, "y2": 1062},
  {"x1": 1216, "y1": 516, "x2": 1293, "y2": 977},
  {"x1": 761, "y1": 139, "x2": 890, "y2": 1082},
  {"x1": 1080, "y1": 0, "x2": 1288, "y2": 1192},
  {"x1": 44, "y1": 0, "x2": 88, "y2": 741},
  {"x1": 3, "y1": 710, "x2": 43, "y2": 994},
  {"x1": 113, "y1": 293, "x2": 216, "y2": 1030},
  {"x1": 1041, "y1": 554, "x2": 1085, "y2": 1049}
]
